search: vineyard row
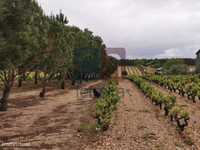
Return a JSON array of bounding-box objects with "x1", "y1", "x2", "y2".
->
[{"x1": 129, "y1": 76, "x2": 190, "y2": 131}]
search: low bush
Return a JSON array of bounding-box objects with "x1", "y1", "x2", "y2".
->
[
  {"x1": 170, "y1": 106, "x2": 190, "y2": 131},
  {"x1": 96, "y1": 80, "x2": 120, "y2": 131}
]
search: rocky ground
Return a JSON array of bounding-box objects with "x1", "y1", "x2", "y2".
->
[
  {"x1": 0, "y1": 79, "x2": 197, "y2": 150},
  {"x1": 85, "y1": 79, "x2": 192, "y2": 150}
]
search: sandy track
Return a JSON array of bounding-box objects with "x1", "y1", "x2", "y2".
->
[
  {"x1": 0, "y1": 81, "x2": 103, "y2": 150},
  {"x1": 86, "y1": 79, "x2": 190, "y2": 150}
]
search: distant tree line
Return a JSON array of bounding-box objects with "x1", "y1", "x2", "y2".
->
[{"x1": 120, "y1": 58, "x2": 195, "y2": 68}]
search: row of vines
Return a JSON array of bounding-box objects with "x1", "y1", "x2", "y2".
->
[
  {"x1": 125, "y1": 66, "x2": 142, "y2": 76},
  {"x1": 129, "y1": 76, "x2": 190, "y2": 131},
  {"x1": 96, "y1": 80, "x2": 120, "y2": 131},
  {"x1": 145, "y1": 75, "x2": 200, "y2": 103}
]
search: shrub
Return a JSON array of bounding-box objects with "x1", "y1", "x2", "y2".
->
[
  {"x1": 163, "y1": 96, "x2": 176, "y2": 116},
  {"x1": 96, "y1": 80, "x2": 120, "y2": 131},
  {"x1": 170, "y1": 106, "x2": 190, "y2": 131}
]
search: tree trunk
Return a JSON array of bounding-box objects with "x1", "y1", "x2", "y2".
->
[
  {"x1": 0, "y1": 85, "x2": 11, "y2": 111},
  {"x1": 176, "y1": 119, "x2": 185, "y2": 132},
  {"x1": 39, "y1": 84, "x2": 46, "y2": 98},
  {"x1": 18, "y1": 76, "x2": 23, "y2": 87},
  {"x1": 0, "y1": 69, "x2": 15, "y2": 111},
  {"x1": 170, "y1": 115, "x2": 173, "y2": 121},
  {"x1": 192, "y1": 96, "x2": 196, "y2": 103},
  {"x1": 159, "y1": 103, "x2": 162, "y2": 110},
  {"x1": 59, "y1": 72, "x2": 62, "y2": 80},
  {"x1": 72, "y1": 80, "x2": 75, "y2": 86},
  {"x1": 18, "y1": 68, "x2": 23, "y2": 87},
  {"x1": 34, "y1": 71, "x2": 38, "y2": 85},
  {"x1": 40, "y1": 77, "x2": 47, "y2": 97},
  {"x1": 164, "y1": 107, "x2": 169, "y2": 116},
  {"x1": 61, "y1": 80, "x2": 65, "y2": 89},
  {"x1": 22, "y1": 71, "x2": 26, "y2": 81}
]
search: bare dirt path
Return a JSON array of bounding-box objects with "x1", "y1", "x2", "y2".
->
[
  {"x1": 86, "y1": 79, "x2": 190, "y2": 150},
  {"x1": 0, "y1": 79, "x2": 195, "y2": 150},
  {"x1": 149, "y1": 82, "x2": 200, "y2": 149},
  {"x1": 0, "y1": 81, "x2": 103, "y2": 149}
]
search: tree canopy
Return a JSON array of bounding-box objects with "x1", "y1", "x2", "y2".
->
[{"x1": 0, "y1": 0, "x2": 117, "y2": 111}]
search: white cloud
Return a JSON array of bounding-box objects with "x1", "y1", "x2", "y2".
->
[
  {"x1": 37, "y1": 0, "x2": 200, "y2": 58},
  {"x1": 155, "y1": 45, "x2": 200, "y2": 58}
]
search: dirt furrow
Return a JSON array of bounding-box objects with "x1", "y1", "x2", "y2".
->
[
  {"x1": 86, "y1": 79, "x2": 190, "y2": 150},
  {"x1": 149, "y1": 81, "x2": 200, "y2": 149}
]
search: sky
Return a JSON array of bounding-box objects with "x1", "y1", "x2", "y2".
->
[{"x1": 37, "y1": 0, "x2": 200, "y2": 59}]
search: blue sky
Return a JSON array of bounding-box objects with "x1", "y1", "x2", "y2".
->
[{"x1": 37, "y1": 0, "x2": 200, "y2": 59}]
